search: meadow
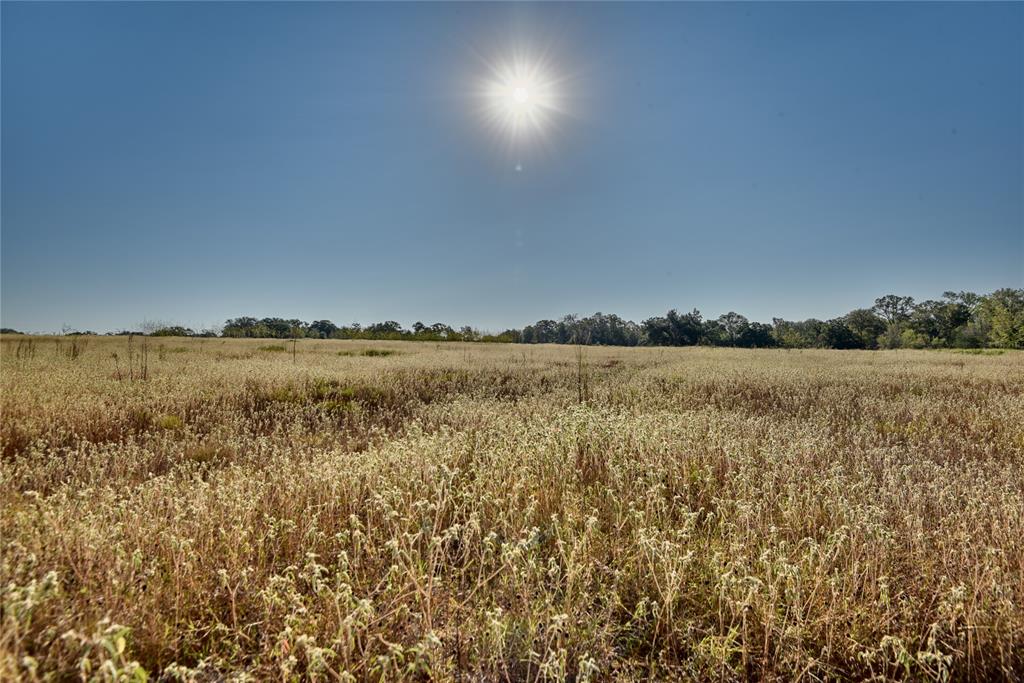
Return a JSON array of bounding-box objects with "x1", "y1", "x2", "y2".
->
[{"x1": 1, "y1": 336, "x2": 1022, "y2": 681}]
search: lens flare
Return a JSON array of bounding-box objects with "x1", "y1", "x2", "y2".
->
[{"x1": 475, "y1": 50, "x2": 567, "y2": 148}]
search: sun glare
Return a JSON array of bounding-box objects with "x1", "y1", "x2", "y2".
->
[{"x1": 477, "y1": 52, "x2": 565, "y2": 146}]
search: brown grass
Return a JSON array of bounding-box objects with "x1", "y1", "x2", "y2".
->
[{"x1": 1, "y1": 336, "x2": 1023, "y2": 680}]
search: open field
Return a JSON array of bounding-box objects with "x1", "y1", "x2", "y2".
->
[{"x1": 2, "y1": 336, "x2": 1023, "y2": 680}]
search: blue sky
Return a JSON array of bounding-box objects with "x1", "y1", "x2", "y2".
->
[{"x1": 2, "y1": 2, "x2": 1021, "y2": 333}]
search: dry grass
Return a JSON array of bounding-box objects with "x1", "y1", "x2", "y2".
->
[{"x1": 2, "y1": 336, "x2": 1023, "y2": 681}]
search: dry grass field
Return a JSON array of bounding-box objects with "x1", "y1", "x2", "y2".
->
[{"x1": 2, "y1": 336, "x2": 1023, "y2": 681}]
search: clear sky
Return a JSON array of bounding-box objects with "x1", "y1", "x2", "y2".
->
[{"x1": 2, "y1": 2, "x2": 1022, "y2": 333}]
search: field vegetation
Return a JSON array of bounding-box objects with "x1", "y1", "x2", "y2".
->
[{"x1": 2, "y1": 336, "x2": 1022, "y2": 680}]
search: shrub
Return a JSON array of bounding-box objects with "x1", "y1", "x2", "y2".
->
[{"x1": 155, "y1": 414, "x2": 184, "y2": 431}]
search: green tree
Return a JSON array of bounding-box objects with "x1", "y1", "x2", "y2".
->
[
  {"x1": 873, "y1": 294, "x2": 916, "y2": 325},
  {"x1": 736, "y1": 322, "x2": 775, "y2": 348},
  {"x1": 844, "y1": 309, "x2": 886, "y2": 349},
  {"x1": 151, "y1": 325, "x2": 195, "y2": 337},
  {"x1": 716, "y1": 312, "x2": 749, "y2": 347},
  {"x1": 308, "y1": 320, "x2": 338, "y2": 339},
  {"x1": 667, "y1": 309, "x2": 703, "y2": 346},
  {"x1": 642, "y1": 316, "x2": 672, "y2": 346},
  {"x1": 980, "y1": 288, "x2": 1024, "y2": 348}
]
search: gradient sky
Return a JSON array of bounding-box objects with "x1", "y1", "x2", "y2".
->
[{"x1": 2, "y1": 2, "x2": 1022, "y2": 333}]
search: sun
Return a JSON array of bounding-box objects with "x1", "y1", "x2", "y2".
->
[
  {"x1": 495, "y1": 76, "x2": 544, "y2": 118},
  {"x1": 477, "y1": 52, "x2": 564, "y2": 144}
]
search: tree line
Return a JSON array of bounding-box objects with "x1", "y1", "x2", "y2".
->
[
  {"x1": 211, "y1": 288, "x2": 1024, "y2": 349},
  {"x1": 11, "y1": 288, "x2": 1020, "y2": 349},
  {"x1": 518, "y1": 289, "x2": 1023, "y2": 349},
  {"x1": 217, "y1": 318, "x2": 519, "y2": 343}
]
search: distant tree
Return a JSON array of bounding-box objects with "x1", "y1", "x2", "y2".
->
[
  {"x1": 151, "y1": 326, "x2": 195, "y2": 337},
  {"x1": 554, "y1": 315, "x2": 578, "y2": 344},
  {"x1": 772, "y1": 319, "x2": 805, "y2": 348},
  {"x1": 701, "y1": 319, "x2": 727, "y2": 346},
  {"x1": 942, "y1": 290, "x2": 980, "y2": 310},
  {"x1": 772, "y1": 318, "x2": 830, "y2": 348},
  {"x1": 980, "y1": 288, "x2": 1024, "y2": 348},
  {"x1": 873, "y1": 295, "x2": 915, "y2": 325},
  {"x1": 736, "y1": 322, "x2": 775, "y2": 348},
  {"x1": 908, "y1": 299, "x2": 971, "y2": 347},
  {"x1": 641, "y1": 316, "x2": 672, "y2": 346},
  {"x1": 940, "y1": 300, "x2": 971, "y2": 344},
  {"x1": 308, "y1": 320, "x2": 338, "y2": 339},
  {"x1": 557, "y1": 312, "x2": 641, "y2": 346},
  {"x1": 139, "y1": 320, "x2": 167, "y2": 335},
  {"x1": 900, "y1": 328, "x2": 929, "y2": 349},
  {"x1": 482, "y1": 329, "x2": 521, "y2": 343},
  {"x1": 843, "y1": 309, "x2": 886, "y2": 349},
  {"x1": 716, "y1": 312, "x2": 749, "y2": 346},
  {"x1": 878, "y1": 325, "x2": 904, "y2": 349},
  {"x1": 591, "y1": 313, "x2": 641, "y2": 346},
  {"x1": 362, "y1": 321, "x2": 405, "y2": 340},
  {"x1": 530, "y1": 320, "x2": 559, "y2": 344},
  {"x1": 822, "y1": 319, "x2": 861, "y2": 349},
  {"x1": 258, "y1": 318, "x2": 291, "y2": 338},
  {"x1": 223, "y1": 317, "x2": 259, "y2": 337},
  {"x1": 666, "y1": 309, "x2": 703, "y2": 346},
  {"x1": 430, "y1": 323, "x2": 455, "y2": 339},
  {"x1": 935, "y1": 291, "x2": 984, "y2": 347}
]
